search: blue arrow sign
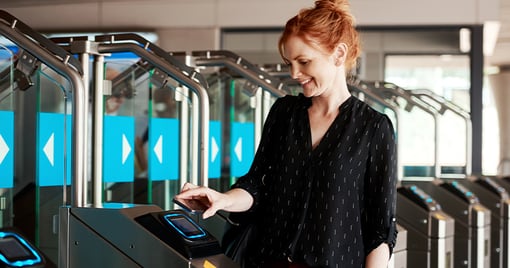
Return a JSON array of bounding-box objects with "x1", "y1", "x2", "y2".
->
[
  {"x1": 103, "y1": 115, "x2": 135, "y2": 183},
  {"x1": 0, "y1": 111, "x2": 14, "y2": 188},
  {"x1": 37, "y1": 113, "x2": 72, "y2": 187},
  {"x1": 148, "y1": 118, "x2": 179, "y2": 181},
  {"x1": 230, "y1": 122, "x2": 254, "y2": 177},
  {"x1": 209, "y1": 121, "x2": 221, "y2": 179}
]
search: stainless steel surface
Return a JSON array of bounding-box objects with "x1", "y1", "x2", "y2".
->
[
  {"x1": 192, "y1": 50, "x2": 288, "y2": 98},
  {"x1": 92, "y1": 54, "x2": 105, "y2": 207}
]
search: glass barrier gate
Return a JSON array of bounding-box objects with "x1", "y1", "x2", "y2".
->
[{"x1": 0, "y1": 10, "x2": 240, "y2": 268}]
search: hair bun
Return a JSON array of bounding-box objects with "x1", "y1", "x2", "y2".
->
[{"x1": 314, "y1": 0, "x2": 353, "y2": 21}]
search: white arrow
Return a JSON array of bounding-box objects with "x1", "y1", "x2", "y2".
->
[
  {"x1": 211, "y1": 137, "x2": 219, "y2": 162},
  {"x1": 234, "y1": 137, "x2": 242, "y2": 162},
  {"x1": 43, "y1": 133, "x2": 55, "y2": 166},
  {"x1": 0, "y1": 134, "x2": 9, "y2": 164},
  {"x1": 122, "y1": 134, "x2": 131, "y2": 164},
  {"x1": 154, "y1": 135, "x2": 163, "y2": 164}
]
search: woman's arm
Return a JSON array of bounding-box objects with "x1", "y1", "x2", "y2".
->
[
  {"x1": 363, "y1": 115, "x2": 398, "y2": 261},
  {"x1": 365, "y1": 243, "x2": 390, "y2": 268}
]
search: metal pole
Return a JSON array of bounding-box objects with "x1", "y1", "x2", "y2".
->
[{"x1": 92, "y1": 55, "x2": 105, "y2": 207}]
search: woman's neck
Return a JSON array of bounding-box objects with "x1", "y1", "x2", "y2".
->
[{"x1": 310, "y1": 85, "x2": 351, "y2": 116}]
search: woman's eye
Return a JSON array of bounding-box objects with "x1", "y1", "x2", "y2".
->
[{"x1": 298, "y1": 60, "x2": 309, "y2": 65}]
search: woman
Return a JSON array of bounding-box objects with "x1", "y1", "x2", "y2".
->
[{"x1": 175, "y1": 0, "x2": 398, "y2": 266}]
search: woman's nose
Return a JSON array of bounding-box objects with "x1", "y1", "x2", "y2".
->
[{"x1": 290, "y1": 66, "x2": 301, "y2": 79}]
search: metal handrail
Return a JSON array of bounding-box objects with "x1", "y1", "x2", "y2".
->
[
  {"x1": 410, "y1": 88, "x2": 472, "y2": 176},
  {"x1": 95, "y1": 33, "x2": 208, "y2": 88},
  {"x1": 0, "y1": 10, "x2": 83, "y2": 75},
  {"x1": 0, "y1": 10, "x2": 86, "y2": 207},
  {"x1": 192, "y1": 50, "x2": 288, "y2": 98}
]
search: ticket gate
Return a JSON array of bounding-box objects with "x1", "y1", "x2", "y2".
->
[
  {"x1": 397, "y1": 185, "x2": 455, "y2": 268},
  {"x1": 59, "y1": 205, "x2": 239, "y2": 268},
  {"x1": 454, "y1": 177, "x2": 510, "y2": 268},
  {"x1": 411, "y1": 180, "x2": 491, "y2": 267},
  {"x1": 389, "y1": 224, "x2": 408, "y2": 268}
]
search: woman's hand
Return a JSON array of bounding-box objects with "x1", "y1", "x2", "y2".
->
[
  {"x1": 175, "y1": 182, "x2": 254, "y2": 219},
  {"x1": 175, "y1": 183, "x2": 231, "y2": 219}
]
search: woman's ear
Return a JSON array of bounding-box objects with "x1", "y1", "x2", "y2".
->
[{"x1": 335, "y1": 43, "x2": 348, "y2": 66}]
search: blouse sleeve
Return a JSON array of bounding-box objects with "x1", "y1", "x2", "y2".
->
[
  {"x1": 363, "y1": 114, "x2": 398, "y2": 256},
  {"x1": 230, "y1": 96, "x2": 286, "y2": 211}
]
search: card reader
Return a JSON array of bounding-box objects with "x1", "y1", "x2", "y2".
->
[{"x1": 136, "y1": 210, "x2": 221, "y2": 259}]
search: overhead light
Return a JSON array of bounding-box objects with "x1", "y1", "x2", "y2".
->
[
  {"x1": 459, "y1": 22, "x2": 500, "y2": 56},
  {"x1": 439, "y1": 54, "x2": 453, "y2": 61},
  {"x1": 459, "y1": 28, "x2": 471, "y2": 53},
  {"x1": 485, "y1": 65, "x2": 500, "y2": 75}
]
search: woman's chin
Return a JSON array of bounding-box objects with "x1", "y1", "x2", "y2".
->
[{"x1": 302, "y1": 88, "x2": 317, "y2": 98}]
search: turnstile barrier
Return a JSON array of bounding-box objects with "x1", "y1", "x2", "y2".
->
[
  {"x1": 411, "y1": 180, "x2": 491, "y2": 268},
  {"x1": 454, "y1": 177, "x2": 510, "y2": 268},
  {"x1": 397, "y1": 185, "x2": 455, "y2": 268}
]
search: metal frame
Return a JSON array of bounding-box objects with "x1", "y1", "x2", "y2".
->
[
  {"x1": 410, "y1": 88, "x2": 472, "y2": 176},
  {"x1": 0, "y1": 10, "x2": 86, "y2": 207}
]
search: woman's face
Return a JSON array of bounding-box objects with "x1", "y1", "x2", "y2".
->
[{"x1": 282, "y1": 35, "x2": 344, "y2": 98}]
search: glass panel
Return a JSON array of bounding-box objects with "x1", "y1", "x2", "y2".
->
[
  {"x1": 101, "y1": 56, "x2": 194, "y2": 211},
  {"x1": 102, "y1": 59, "x2": 147, "y2": 205},
  {"x1": 35, "y1": 65, "x2": 70, "y2": 265},
  {"x1": 385, "y1": 54, "x2": 470, "y2": 177},
  {"x1": 0, "y1": 43, "x2": 14, "y2": 230},
  {"x1": 149, "y1": 72, "x2": 192, "y2": 210},
  {"x1": 192, "y1": 70, "x2": 270, "y2": 192},
  {"x1": 0, "y1": 40, "x2": 70, "y2": 266},
  {"x1": 202, "y1": 72, "x2": 227, "y2": 192}
]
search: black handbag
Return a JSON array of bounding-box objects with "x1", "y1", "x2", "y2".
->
[{"x1": 222, "y1": 211, "x2": 258, "y2": 267}]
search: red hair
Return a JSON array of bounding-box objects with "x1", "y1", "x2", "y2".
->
[{"x1": 278, "y1": 0, "x2": 361, "y2": 72}]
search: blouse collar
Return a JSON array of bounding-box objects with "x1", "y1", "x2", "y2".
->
[{"x1": 296, "y1": 93, "x2": 354, "y2": 111}]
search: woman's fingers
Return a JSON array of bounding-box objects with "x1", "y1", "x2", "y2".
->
[
  {"x1": 175, "y1": 186, "x2": 228, "y2": 219},
  {"x1": 180, "y1": 182, "x2": 198, "y2": 192},
  {"x1": 203, "y1": 207, "x2": 218, "y2": 219}
]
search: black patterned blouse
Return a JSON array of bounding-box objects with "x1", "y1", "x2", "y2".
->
[{"x1": 231, "y1": 93, "x2": 398, "y2": 267}]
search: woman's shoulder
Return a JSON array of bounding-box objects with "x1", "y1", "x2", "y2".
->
[
  {"x1": 350, "y1": 96, "x2": 381, "y2": 115},
  {"x1": 349, "y1": 96, "x2": 393, "y2": 125}
]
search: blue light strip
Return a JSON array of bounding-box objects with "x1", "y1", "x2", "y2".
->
[
  {"x1": 163, "y1": 213, "x2": 206, "y2": 239},
  {"x1": 0, "y1": 232, "x2": 42, "y2": 267}
]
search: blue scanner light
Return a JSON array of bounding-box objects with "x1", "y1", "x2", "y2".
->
[
  {"x1": 0, "y1": 231, "x2": 42, "y2": 267},
  {"x1": 163, "y1": 213, "x2": 207, "y2": 239}
]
